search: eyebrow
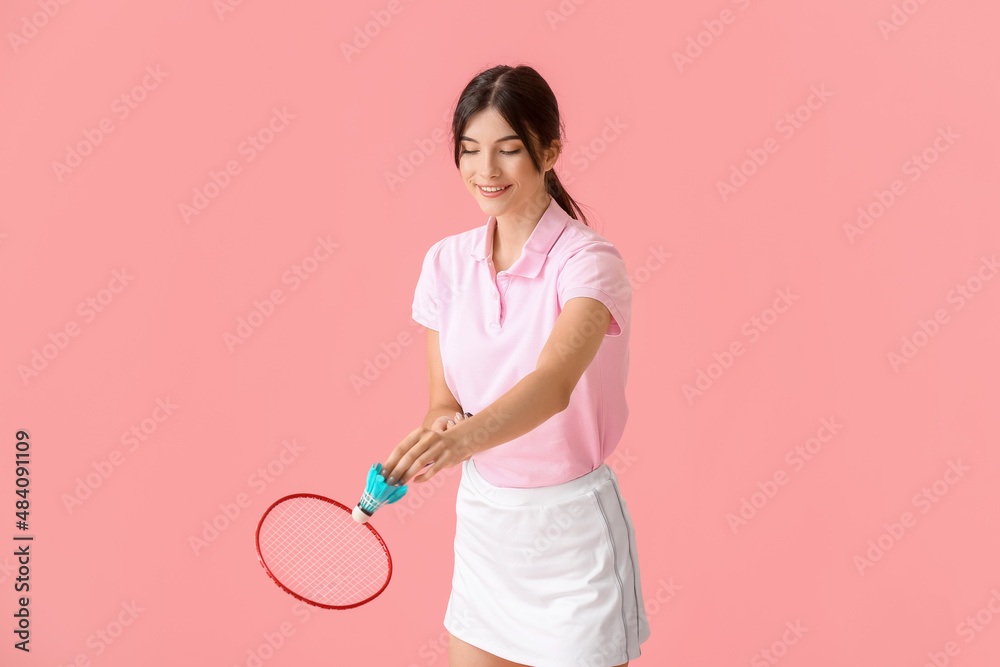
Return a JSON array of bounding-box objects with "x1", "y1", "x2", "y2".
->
[{"x1": 459, "y1": 134, "x2": 522, "y2": 143}]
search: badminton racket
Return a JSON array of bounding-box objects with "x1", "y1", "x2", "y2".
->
[
  {"x1": 254, "y1": 412, "x2": 472, "y2": 609},
  {"x1": 255, "y1": 493, "x2": 392, "y2": 610}
]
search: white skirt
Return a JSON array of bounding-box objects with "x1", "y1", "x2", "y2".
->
[{"x1": 443, "y1": 459, "x2": 651, "y2": 667}]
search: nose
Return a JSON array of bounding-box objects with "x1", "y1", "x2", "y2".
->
[{"x1": 478, "y1": 153, "x2": 501, "y2": 180}]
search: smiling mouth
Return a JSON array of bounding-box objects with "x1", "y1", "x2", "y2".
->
[{"x1": 479, "y1": 184, "x2": 511, "y2": 194}]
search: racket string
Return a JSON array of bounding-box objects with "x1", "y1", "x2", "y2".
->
[{"x1": 259, "y1": 498, "x2": 389, "y2": 606}]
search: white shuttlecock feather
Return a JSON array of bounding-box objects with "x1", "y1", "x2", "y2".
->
[{"x1": 352, "y1": 463, "x2": 408, "y2": 523}]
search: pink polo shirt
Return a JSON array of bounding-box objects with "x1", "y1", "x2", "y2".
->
[{"x1": 410, "y1": 196, "x2": 632, "y2": 488}]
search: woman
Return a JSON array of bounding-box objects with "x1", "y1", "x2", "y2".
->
[{"x1": 381, "y1": 64, "x2": 650, "y2": 667}]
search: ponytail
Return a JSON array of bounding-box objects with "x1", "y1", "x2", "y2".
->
[{"x1": 545, "y1": 169, "x2": 590, "y2": 227}]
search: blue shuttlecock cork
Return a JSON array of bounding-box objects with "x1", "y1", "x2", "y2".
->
[{"x1": 353, "y1": 463, "x2": 408, "y2": 524}]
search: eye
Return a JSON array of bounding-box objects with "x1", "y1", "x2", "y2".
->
[{"x1": 460, "y1": 149, "x2": 521, "y2": 155}]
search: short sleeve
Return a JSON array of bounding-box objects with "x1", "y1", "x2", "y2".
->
[
  {"x1": 411, "y1": 239, "x2": 444, "y2": 330},
  {"x1": 557, "y1": 241, "x2": 631, "y2": 337}
]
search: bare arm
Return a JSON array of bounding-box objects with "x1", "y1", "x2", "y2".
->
[
  {"x1": 421, "y1": 327, "x2": 465, "y2": 428},
  {"x1": 383, "y1": 296, "x2": 612, "y2": 484},
  {"x1": 446, "y1": 296, "x2": 611, "y2": 455}
]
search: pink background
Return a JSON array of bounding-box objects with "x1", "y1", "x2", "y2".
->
[{"x1": 2, "y1": 0, "x2": 999, "y2": 665}]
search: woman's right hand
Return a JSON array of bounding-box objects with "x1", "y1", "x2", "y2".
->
[{"x1": 382, "y1": 411, "x2": 474, "y2": 485}]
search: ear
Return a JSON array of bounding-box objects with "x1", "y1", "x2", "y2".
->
[{"x1": 542, "y1": 138, "x2": 562, "y2": 171}]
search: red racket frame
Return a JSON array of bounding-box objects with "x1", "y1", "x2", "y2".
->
[{"x1": 254, "y1": 493, "x2": 393, "y2": 610}]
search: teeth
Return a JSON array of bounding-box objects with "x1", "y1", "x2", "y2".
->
[{"x1": 481, "y1": 185, "x2": 508, "y2": 192}]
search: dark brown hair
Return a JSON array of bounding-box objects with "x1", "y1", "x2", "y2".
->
[{"x1": 451, "y1": 64, "x2": 590, "y2": 227}]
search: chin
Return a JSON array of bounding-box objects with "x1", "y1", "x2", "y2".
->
[{"x1": 480, "y1": 203, "x2": 509, "y2": 217}]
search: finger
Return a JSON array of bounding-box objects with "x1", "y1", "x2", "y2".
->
[
  {"x1": 413, "y1": 461, "x2": 435, "y2": 481},
  {"x1": 399, "y1": 440, "x2": 440, "y2": 485},
  {"x1": 411, "y1": 462, "x2": 440, "y2": 484},
  {"x1": 410, "y1": 454, "x2": 445, "y2": 484},
  {"x1": 382, "y1": 428, "x2": 424, "y2": 482},
  {"x1": 389, "y1": 433, "x2": 436, "y2": 484}
]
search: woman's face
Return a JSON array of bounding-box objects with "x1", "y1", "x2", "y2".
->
[{"x1": 459, "y1": 107, "x2": 558, "y2": 222}]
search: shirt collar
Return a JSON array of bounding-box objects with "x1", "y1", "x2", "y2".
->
[{"x1": 468, "y1": 196, "x2": 570, "y2": 279}]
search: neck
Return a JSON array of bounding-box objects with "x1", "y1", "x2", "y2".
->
[{"x1": 494, "y1": 192, "x2": 552, "y2": 251}]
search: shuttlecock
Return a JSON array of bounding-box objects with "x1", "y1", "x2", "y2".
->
[{"x1": 352, "y1": 463, "x2": 408, "y2": 524}]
